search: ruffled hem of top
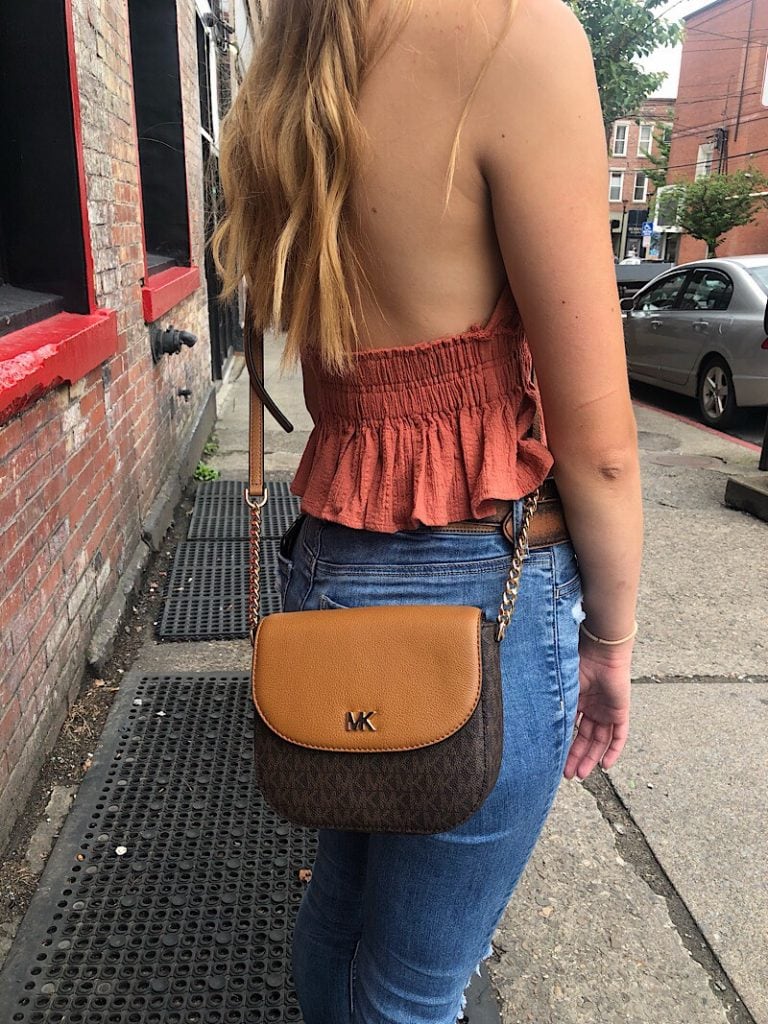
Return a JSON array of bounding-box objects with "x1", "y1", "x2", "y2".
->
[
  {"x1": 291, "y1": 285, "x2": 554, "y2": 533},
  {"x1": 290, "y1": 391, "x2": 554, "y2": 534}
]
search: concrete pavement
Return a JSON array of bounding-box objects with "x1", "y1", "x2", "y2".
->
[
  {"x1": 2, "y1": 335, "x2": 763, "y2": 1023},
  {"x1": 212, "y1": 338, "x2": 767, "y2": 1023}
]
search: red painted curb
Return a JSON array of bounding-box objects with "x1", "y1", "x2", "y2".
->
[{"x1": 633, "y1": 399, "x2": 762, "y2": 454}]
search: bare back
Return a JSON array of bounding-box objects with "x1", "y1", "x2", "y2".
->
[{"x1": 348, "y1": 0, "x2": 510, "y2": 351}]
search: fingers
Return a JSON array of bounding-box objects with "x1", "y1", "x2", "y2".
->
[
  {"x1": 597, "y1": 718, "x2": 629, "y2": 771},
  {"x1": 564, "y1": 715, "x2": 627, "y2": 780}
]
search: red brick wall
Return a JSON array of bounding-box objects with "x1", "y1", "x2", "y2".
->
[
  {"x1": 0, "y1": 0, "x2": 217, "y2": 844},
  {"x1": 670, "y1": 0, "x2": 768, "y2": 262},
  {"x1": 608, "y1": 98, "x2": 675, "y2": 256}
]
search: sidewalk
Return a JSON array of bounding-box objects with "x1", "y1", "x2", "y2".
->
[
  {"x1": 216, "y1": 343, "x2": 768, "y2": 1024},
  {"x1": 1, "y1": 341, "x2": 765, "y2": 1023}
]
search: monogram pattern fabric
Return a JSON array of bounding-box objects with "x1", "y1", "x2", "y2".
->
[{"x1": 251, "y1": 621, "x2": 504, "y2": 834}]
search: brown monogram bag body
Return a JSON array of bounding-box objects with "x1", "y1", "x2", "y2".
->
[{"x1": 244, "y1": 321, "x2": 540, "y2": 835}]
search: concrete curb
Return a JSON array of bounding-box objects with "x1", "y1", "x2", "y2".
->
[
  {"x1": 85, "y1": 537, "x2": 151, "y2": 675},
  {"x1": 724, "y1": 474, "x2": 768, "y2": 524}
]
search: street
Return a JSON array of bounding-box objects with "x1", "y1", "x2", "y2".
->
[{"x1": 629, "y1": 380, "x2": 767, "y2": 449}]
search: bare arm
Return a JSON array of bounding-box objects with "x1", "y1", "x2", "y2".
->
[{"x1": 472, "y1": 0, "x2": 643, "y2": 775}]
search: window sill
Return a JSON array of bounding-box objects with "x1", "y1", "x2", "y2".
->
[
  {"x1": 0, "y1": 309, "x2": 118, "y2": 424},
  {"x1": 142, "y1": 265, "x2": 201, "y2": 322},
  {"x1": 0, "y1": 284, "x2": 66, "y2": 338}
]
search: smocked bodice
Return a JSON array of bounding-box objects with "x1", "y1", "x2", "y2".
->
[{"x1": 290, "y1": 284, "x2": 553, "y2": 533}]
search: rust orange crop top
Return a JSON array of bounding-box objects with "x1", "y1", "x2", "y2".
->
[{"x1": 290, "y1": 282, "x2": 553, "y2": 533}]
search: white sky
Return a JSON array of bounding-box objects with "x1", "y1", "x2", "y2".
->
[{"x1": 641, "y1": 0, "x2": 718, "y2": 97}]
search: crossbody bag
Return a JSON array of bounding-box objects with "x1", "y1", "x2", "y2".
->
[{"x1": 244, "y1": 320, "x2": 539, "y2": 834}]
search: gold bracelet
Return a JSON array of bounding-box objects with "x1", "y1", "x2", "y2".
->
[{"x1": 579, "y1": 620, "x2": 638, "y2": 646}]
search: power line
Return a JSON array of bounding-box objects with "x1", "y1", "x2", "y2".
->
[
  {"x1": 669, "y1": 103, "x2": 768, "y2": 138},
  {"x1": 682, "y1": 0, "x2": 754, "y2": 30},
  {"x1": 679, "y1": 39, "x2": 768, "y2": 51},
  {"x1": 687, "y1": 25, "x2": 768, "y2": 44},
  {"x1": 671, "y1": 86, "x2": 761, "y2": 109},
  {"x1": 660, "y1": 142, "x2": 768, "y2": 175}
]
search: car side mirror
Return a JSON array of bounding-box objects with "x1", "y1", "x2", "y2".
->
[{"x1": 620, "y1": 297, "x2": 636, "y2": 312}]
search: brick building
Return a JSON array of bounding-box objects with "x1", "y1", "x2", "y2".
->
[
  {"x1": 607, "y1": 97, "x2": 676, "y2": 261},
  {"x1": 0, "y1": 0, "x2": 255, "y2": 847},
  {"x1": 664, "y1": 0, "x2": 768, "y2": 262}
]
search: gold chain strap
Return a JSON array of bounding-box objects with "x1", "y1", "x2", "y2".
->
[
  {"x1": 495, "y1": 489, "x2": 540, "y2": 642},
  {"x1": 245, "y1": 487, "x2": 268, "y2": 644},
  {"x1": 246, "y1": 485, "x2": 538, "y2": 645}
]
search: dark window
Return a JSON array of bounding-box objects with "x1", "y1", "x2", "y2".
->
[
  {"x1": 0, "y1": 0, "x2": 89, "y2": 336},
  {"x1": 127, "y1": 0, "x2": 191, "y2": 274},
  {"x1": 197, "y1": 7, "x2": 241, "y2": 380},
  {"x1": 638, "y1": 271, "x2": 690, "y2": 312},
  {"x1": 679, "y1": 270, "x2": 733, "y2": 312},
  {"x1": 197, "y1": 16, "x2": 214, "y2": 141},
  {"x1": 746, "y1": 265, "x2": 768, "y2": 294}
]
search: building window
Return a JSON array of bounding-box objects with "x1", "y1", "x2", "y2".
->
[
  {"x1": 695, "y1": 142, "x2": 714, "y2": 180},
  {"x1": 633, "y1": 172, "x2": 648, "y2": 203},
  {"x1": 637, "y1": 124, "x2": 654, "y2": 156},
  {"x1": 0, "y1": 4, "x2": 90, "y2": 335},
  {"x1": 197, "y1": 1, "x2": 241, "y2": 380},
  {"x1": 612, "y1": 123, "x2": 628, "y2": 157},
  {"x1": 609, "y1": 171, "x2": 624, "y2": 203},
  {"x1": 128, "y1": 0, "x2": 192, "y2": 275},
  {"x1": 655, "y1": 184, "x2": 681, "y2": 228}
]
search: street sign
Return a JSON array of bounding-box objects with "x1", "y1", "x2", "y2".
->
[{"x1": 642, "y1": 221, "x2": 654, "y2": 237}]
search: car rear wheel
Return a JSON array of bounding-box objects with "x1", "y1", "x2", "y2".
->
[{"x1": 697, "y1": 357, "x2": 737, "y2": 429}]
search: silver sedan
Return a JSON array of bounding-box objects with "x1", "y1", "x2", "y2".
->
[{"x1": 620, "y1": 255, "x2": 768, "y2": 428}]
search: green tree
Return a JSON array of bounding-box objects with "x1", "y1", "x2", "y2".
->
[
  {"x1": 568, "y1": 0, "x2": 681, "y2": 130},
  {"x1": 670, "y1": 169, "x2": 768, "y2": 257},
  {"x1": 642, "y1": 117, "x2": 673, "y2": 193}
]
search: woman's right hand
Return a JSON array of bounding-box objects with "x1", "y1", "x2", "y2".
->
[{"x1": 563, "y1": 639, "x2": 633, "y2": 781}]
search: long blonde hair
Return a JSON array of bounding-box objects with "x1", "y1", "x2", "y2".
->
[{"x1": 211, "y1": 0, "x2": 517, "y2": 376}]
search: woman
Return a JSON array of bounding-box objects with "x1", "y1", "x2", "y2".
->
[{"x1": 213, "y1": 0, "x2": 643, "y2": 1021}]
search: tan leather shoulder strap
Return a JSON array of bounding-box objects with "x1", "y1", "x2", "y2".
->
[{"x1": 243, "y1": 300, "x2": 294, "y2": 501}]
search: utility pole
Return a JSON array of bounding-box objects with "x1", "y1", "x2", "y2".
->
[
  {"x1": 619, "y1": 199, "x2": 629, "y2": 260},
  {"x1": 714, "y1": 126, "x2": 729, "y2": 175}
]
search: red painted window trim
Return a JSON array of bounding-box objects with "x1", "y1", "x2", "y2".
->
[
  {"x1": 0, "y1": 310, "x2": 118, "y2": 424},
  {"x1": 64, "y1": 0, "x2": 97, "y2": 315},
  {"x1": 141, "y1": 265, "x2": 201, "y2": 323},
  {"x1": 126, "y1": 6, "x2": 199, "y2": 312},
  {"x1": 0, "y1": 2, "x2": 119, "y2": 427}
]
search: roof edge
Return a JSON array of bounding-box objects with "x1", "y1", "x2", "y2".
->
[{"x1": 684, "y1": 0, "x2": 732, "y2": 23}]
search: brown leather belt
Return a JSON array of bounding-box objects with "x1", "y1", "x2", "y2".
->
[{"x1": 430, "y1": 477, "x2": 569, "y2": 549}]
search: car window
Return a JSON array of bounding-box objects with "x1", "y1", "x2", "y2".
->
[
  {"x1": 679, "y1": 270, "x2": 733, "y2": 312},
  {"x1": 637, "y1": 271, "x2": 689, "y2": 312},
  {"x1": 746, "y1": 265, "x2": 768, "y2": 294}
]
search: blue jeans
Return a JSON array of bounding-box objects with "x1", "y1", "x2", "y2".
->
[{"x1": 276, "y1": 505, "x2": 582, "y2": 1024}]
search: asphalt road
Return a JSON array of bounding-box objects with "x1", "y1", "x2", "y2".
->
[{"x1": 629, "y1": 379, "x2": 767, "y2": 449}]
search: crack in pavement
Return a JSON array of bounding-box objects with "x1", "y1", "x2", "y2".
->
[{"x1": 582, "y1": 768, "x2": 757, "y2": 1024}]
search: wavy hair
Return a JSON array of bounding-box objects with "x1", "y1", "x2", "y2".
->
[{"x1": 211, "y1": 0, "x2": 517, "y2": 375}]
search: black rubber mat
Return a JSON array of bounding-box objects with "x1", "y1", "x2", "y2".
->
[
  {"x1": 261, "y1": 482, "x2": 302, "y2": 540},
  {"x1": 157, "y1": 539, "x2": 282, "y2": 641},
  {"x1": 188, "y1": 480, "x2": 249, "y2": 541},
  {"x1": 188, "y1": 481, "x2": 301, "y2": 541},
  {"x1": 0, "y1": 671, "x2": 315, "y2": 1024},
  {"x1": 0, "y1": 673, "x2": 500, "y2": 1024}
]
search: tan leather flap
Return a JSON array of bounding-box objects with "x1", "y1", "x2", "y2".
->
[{"x1": 252, "y1": 605, "x2": 482, "y2": 752}]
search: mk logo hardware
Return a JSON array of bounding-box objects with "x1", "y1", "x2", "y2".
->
[{"x1": 345, "y1": 711, "x2": 377, "y2": 732}]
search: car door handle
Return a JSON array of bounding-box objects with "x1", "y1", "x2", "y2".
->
[
  {"x1": 693, "y1": 320, "x2": 710, "y2": 331},
  {"x1": 650, "y1": 319, "x2": 663, "y2": 329}
]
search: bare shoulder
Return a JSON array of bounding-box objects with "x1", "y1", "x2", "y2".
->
[
  {"x1": 404, "y1": 0, "x2": 592, "y2": 108},
  {"x1": 479, "y1": 0, "x2": 593, "y2": 87}
]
